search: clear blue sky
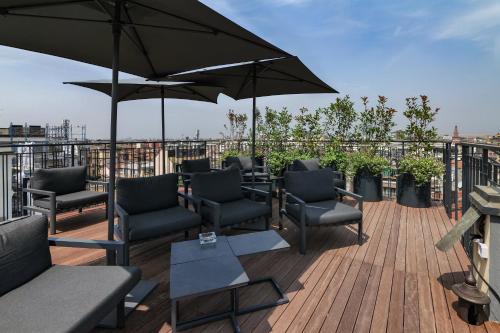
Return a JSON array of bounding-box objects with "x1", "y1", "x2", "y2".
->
[{"x1": 1, "y1": 0, "x2": 499, "y2": 139}]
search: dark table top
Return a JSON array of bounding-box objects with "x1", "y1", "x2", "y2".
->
[
  {"x1": 227, "y1": 230, "x2": 290, "y2": 257},
  {"x1": 170, "y1": 230, "x2": 289, "y2": 300},
  {"x1": 170, "y1": 254, "x2": 249, "y2": 300}
]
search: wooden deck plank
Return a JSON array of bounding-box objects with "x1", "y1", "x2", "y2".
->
[{"x1": 44, "y1": 200, "x2": 500, "y2": 333}]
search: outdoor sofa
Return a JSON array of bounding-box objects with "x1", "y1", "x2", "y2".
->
[
  {"x1": 115, "y1": 173, "x2": 202, "y2": 265},
  {"x1": 23, "y1": 165, "x2": 108, "y2": 234},
  {"x1": 281, "y1": 168, "x2": 363, "y2": 254},
  {"x1": 190, "y1": 168, "x2": 272, "y2": 234},
  {"x1": 0, "y1": 215, "x2": 140, "y2": 333}
]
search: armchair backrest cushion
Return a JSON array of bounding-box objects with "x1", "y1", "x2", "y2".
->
[
  {"x1": 284, "y1": 168, "x2": 336, "y2": 203},
  {"x1": 291, "y1": 158, "x2": 321, "y2": 171},
  {"x1": 181, "y1": 158, "x2": 211, "y2": 174},
  {"x1": 225, "y1": 156, "x2": 253, "y2": 172},
  {"x1": 31, "y1": 166, "x2": 87, "y2": 197},
  {"x1": 191, "y1": 168, "x2": 243, "y2": 203},
  {"x1": 0, "y1": 215, "x2": 52, "y2": 296},
  {"x1": 117, "y1": 174, "x2": 178, "y2": 215}
]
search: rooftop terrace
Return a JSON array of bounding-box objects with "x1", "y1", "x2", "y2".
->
[{"x1": 50, "y1": 199, "x2": 500, "y2": 333}]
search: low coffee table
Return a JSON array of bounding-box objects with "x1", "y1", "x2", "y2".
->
[{"x1": 170, "y1": 230, "x2": 290, "y2": 332}]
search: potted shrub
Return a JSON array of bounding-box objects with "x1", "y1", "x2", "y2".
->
[
  {"x1": 349, "y1": 96, "x2": 396, "y2": 201},
  {"x1": 397, "y1": 156, "x2": 444, "y2": 207},
  {"x1": 396, "y1": 95, "x2": 444, "y2": 207},
  {"x1": 349, "y1": 152, "x2": 389, "y2": 201}
]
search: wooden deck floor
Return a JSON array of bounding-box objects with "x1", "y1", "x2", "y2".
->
[{"x1": 50, "y1": 200, "x2": 500, "y2": 333}]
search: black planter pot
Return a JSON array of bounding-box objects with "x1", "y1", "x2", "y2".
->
[
  {"x1": 353, "y1": 167, "x2": 383, "y2": 202},
  {"x1": 396, "y1": 173, "x2": 431, "y2": 208}
]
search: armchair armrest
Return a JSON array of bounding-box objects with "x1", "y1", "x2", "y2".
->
[
  {"x1": 194, "y1": 195, "x2": 222, "y2": 234},
  {"x1": 282, "y1": 190, "x2": 307, "y2": 228},
  {"x1": 115, "y1": 203, "x2": 130, "y2": 242},
  {"x1": 48, "y1": 237, "x2": 126, "y2": 265},
  {"x1": 183, "y1": 193, "x2": 202, "y2": 213},
  {"x1": 23, "y1": 187, "x2": 55, "y2": 197},
  {"x1": 334, "y1": 187, "x2": 363, "y2": 211},
  {"x1": 241, "y1": 185, "x2": 272, "y2": 207}
]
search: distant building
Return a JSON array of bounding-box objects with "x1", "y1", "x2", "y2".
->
[{"x1": 452, "y1": 125, "x2": 461, "y2": 144}]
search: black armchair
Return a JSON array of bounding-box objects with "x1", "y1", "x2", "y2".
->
[
  {"x1": 178, "y1": 158, "x2": 219, "y2": 208},
  {"x1": 290, "y1": 158, "x2": 346, "y2": 191},
  {"x1": 190, "y1": 168, "x2": 272, "y2": 234},
  {"x1": 0, "y1": 215, "x2": 140, "y2": 332},
  {"x1": 115, "y1": 174, "x2": 201, "y2": 265},
  {"x1": 281, "y1": 169, "x2": 363, "y2": 254},
  {"x1": 224, "y1": 156, "x2": 271, "y2": 182},
  {"x1": 23, "y1": 166, "x2": 108, "y2": 234}
]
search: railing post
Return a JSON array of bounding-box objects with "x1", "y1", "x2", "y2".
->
[
  {"x1": 71, "y1": 144, "x2": 75, "y2": 167},
  {"x1": 482, "y1": 148, "x2": 489, "y2": 186},
  {"x1": 462, "y1": 145, "x2": 470, "y2": 215},
  {"x1": 454, "y1": 143, "x2": 459, "y2": 221},
  {"x1": 444, "y1": 142, "x2": 452, "y2": 217}
]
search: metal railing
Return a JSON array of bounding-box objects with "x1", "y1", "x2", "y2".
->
[{"x1": 0, "y1": 139, "x2": 452, "y2": 219}]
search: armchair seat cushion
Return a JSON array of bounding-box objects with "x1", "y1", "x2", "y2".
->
[
  {"x1": 34, "y1": 190, "x2": 108, "y2": 210},
  {"x1": 286, "y1": 200, "x2": 362, "y2": 226},
  {"x1": 0, "y1": 265, "x2": 140, "y2": 333},
  {"x1": 201, "y1": 198, "x2": 271, "y2": 227},
  {"x1": 127, "y1": 206, "x2": 201, "y2": 241}
]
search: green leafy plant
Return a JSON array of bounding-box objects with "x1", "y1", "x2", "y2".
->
[
  {"x1": 354, "y1": 96, "x2": 396, "y2": 154},
  {"x1": 399, "y1": 95, "x2": 444, "y2": 185},
  {"x1": 320, "y1": 142, "x2": 348, "y2": 173},
  {"x1": 347, "y1": 151, "x2": 389, "y2": 178},
  {"x1": 222, "y1": 149, "x2": 243, "y2": 161},
  {"x1": 292, "y1": 107, "x2": 323, "y2": 156},
  {"x1": 266, "y1": 149, "x2": 313, "y2": 176},
  {"x1": 399, "y1": 156, "x2": 444, "y2": 185},
  {"x1": 321, "y1": 95, "x2": 357, "y2": 142}
]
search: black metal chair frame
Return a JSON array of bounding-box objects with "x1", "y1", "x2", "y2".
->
[
  {"x1": 281, "y1": 187, "x2": 363, "y2": 254},
  {"x1": 115, "y1": 192, "x2": 200, "y2": 266},
  {"x1": 23, "y1": 179, "x2": 109, "y2": 234},
  {"x1": 189, "y1": 186, "x2": 272, "y2": 235}
]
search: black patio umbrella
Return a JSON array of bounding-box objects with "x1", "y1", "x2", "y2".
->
[
  {"x1": 166, "y1": 56, "x2": 338, "y2": 181},
  {"x1": 0, "y1": 0, "x2": 289, "y2": 246},
  {"x1": 64, "y1": 79, "x2": 223, "y2": 174}
]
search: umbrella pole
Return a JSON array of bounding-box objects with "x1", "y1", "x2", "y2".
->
[
  {"x1": 161, "y1": 87, "x2": 166, "y2": 174},
  {"x1": 251, "y1": 63, "x2": 257, "y2": 187},
  {"x1": 107, "y1": 0, "x2": 122, "y2": 265}
]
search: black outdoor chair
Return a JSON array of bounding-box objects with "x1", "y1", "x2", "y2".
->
[
  {"x1": 281, "y1": 168, "x2": 363, "y2": 254},
  {"x1": 23, "y1": 165, "x2": 108, "y2": 234},
  {"x1": 223, "y1": 156, "x2": 271, "y2": 182},
  {"x1": 115, "y1": 174, "x2": 201, "y2": 265},
  {"x1": 290, "y1": 158, "x2": 346, "y2": 191},
  {"x1": 190, "y1": 168, "x2": 272, "y2": 234},
  {"x1": 178, "y1": 158, "x2": 219, "y2": 207},
  {"x1": 0, "y1": 215, "x2": 140, "y2": 332}
]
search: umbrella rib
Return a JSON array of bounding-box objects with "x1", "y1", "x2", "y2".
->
[
  {"x1": 182, "y1": 86, "x2": 215, "y2": 103},
  {"x1": 235, "y1": 67, "x2": 253, "y2": 100},
  {"x1": 118, "y1": 85, "x2": 146, "y2": 102},
  {"x1": 128, "y1": 0, "x2": 289, "y2": 57},
  {"x1": 121, "y1": 5, "x2": 158, "y2": 76},
  {"x1": 3, "y1": 0, "x2": 91, "y2": 11},
  {"x1": 263, "y1": 67, "x2": 333, "y2": 91}
]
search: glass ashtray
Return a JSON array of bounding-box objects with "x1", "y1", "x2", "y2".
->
[{"x1": 199, "y1": 232, "x2": 217, "y2": 248}]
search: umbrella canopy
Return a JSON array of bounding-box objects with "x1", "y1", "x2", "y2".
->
[
  {"x1": 165, "y1": 56, "x2": 337, "y2": 182},
  {"x1": 0, "y1": 0, "x2": 289, "y2": 77},
  {"x1": 64, "y1": 79, "x2": 223, "y2": 103},
  {"x1": 165, "y1": 56, "x2": 337, "y2": 99},
  {"x1": 0, "y1": 0, "x2": 290, "y2": 248},
  {"x1": 64, "y1": 79, "x2": 224, "y2": 174}
]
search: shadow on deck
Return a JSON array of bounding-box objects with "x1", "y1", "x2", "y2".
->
[{"x1": 49, "y1": 200, "x2": 500, "y2": 333}]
